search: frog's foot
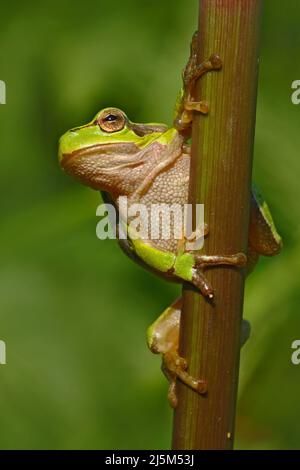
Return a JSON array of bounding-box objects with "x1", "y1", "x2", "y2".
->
[
  {"x1": 183, "y1": 32, "x2": 222, "y2": 92},
  {"x1": 174, "y1": 31, "x2": 222, "y2": 133},
  {"x1": 162, "y1": 351, "x2": 207, "y2": 408},
  {"x1": 147, "y1": 298, "x2": 207, "y2": 408},
  {"x1": 192, "y1": 252, "x2": 247, "y2": 298},
  {"x1": 183, "y1": 53, "x2": 222, "y2": 95}
]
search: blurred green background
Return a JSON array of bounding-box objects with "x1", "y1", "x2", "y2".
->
[{"x1": 0, "y1": 0, "x2": 299, "y2": 450}]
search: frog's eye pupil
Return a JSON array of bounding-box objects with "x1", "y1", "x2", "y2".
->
[{"x1": 105, "y1": 114, "x2": 118, "y2": 122}]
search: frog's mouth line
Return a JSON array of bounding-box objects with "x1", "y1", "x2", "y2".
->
[{"x1": 60, "y1": 142, "x2": 140, "y2": 167}]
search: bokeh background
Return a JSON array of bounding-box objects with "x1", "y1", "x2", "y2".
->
[{"x1": 0, "y1": 0, "x2": 299, "y2": 450}]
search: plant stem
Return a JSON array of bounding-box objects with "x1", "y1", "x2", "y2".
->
[{"x1": 172, "y1": 0, "x2": 262, "y2": 450}]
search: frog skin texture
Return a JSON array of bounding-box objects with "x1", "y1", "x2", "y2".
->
[{"x1": 59, "y1": 32, "x2": 282, "y2": 407}]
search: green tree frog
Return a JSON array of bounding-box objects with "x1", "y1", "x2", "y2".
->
[{"x1": 58, "y1": 32, "x2": 282, "y2": 407}]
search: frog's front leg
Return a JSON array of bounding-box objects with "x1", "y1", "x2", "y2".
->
[
  {"x1": 174, "y1": 31, "x2": 222, "y2": 135},
  {"x1": 174, "y1": 251, "x2": 247, "y2": 299},
  {"x1": 132, "y1": 237, "x2": 247, "y2": 299},
  {"x1": 148, "y1": 298, "x2": 251, "y2": 408}
]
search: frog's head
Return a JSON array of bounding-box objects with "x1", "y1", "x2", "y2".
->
[{"x1": 59, "y1": 107, "x2": 173, "y2": 196}]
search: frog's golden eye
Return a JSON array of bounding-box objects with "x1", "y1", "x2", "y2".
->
[{"x1": 97, "y1": 109, "x2": 126, "y2": 133}]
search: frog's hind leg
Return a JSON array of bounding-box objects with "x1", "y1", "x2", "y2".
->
[
  {"x1": 245, "y1": 187, "x2": 283, "y2": 275},
  {"x1": 147, "y1": 298, "x2": 207, "y2": 408},
  {"x1": 147, "y1": 297, "x2": 251, "y2": 407}
]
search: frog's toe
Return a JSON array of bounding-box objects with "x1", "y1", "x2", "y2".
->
[
  {"x1": 192, "y1": 269, "x2": 214, "y2": 299},
  {"x1": 162, "y1": 350, "x2": 207, "y2": 406},
  {"x1": 191, "y1": 251, "x2": 248, "y2": 298},
  {"x1": 167, "y1": 378, "x2": 178, "y2": 409}
]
